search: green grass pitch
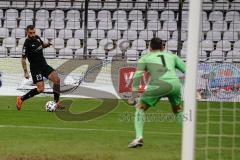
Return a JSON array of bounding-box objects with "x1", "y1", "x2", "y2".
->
[{"x1": 0, "y1": 96, "x2": 239, "y2": 160}]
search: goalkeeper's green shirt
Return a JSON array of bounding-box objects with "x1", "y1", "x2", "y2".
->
[{"x1": 133, "y1": 50, "x2": 186, "y2": 92}]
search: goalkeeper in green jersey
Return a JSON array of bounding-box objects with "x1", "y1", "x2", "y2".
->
[{"x1": 128, "y1": 38, "x2": 186, "y2": 148}]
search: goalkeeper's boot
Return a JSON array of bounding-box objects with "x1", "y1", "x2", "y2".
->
[
  {"x1": 16, "y1": 96, "x2": 23, "y2": 111},
  {"x1": 128, "y1": 138, "x2": 143, "y2": 148}
]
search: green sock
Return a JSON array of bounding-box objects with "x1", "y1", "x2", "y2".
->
[
  {"x1": 134, "y1": 108, "x2": 145, "y2": 139},
  {"x1": 175, "y1": 111, "x2": 184, "y2": 126}
]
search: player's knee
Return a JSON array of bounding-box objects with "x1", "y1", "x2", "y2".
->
[{"x1": 37, "y1": 86, "x2": 45, "y2": 93}]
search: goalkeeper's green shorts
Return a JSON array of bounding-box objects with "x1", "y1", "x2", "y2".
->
[{"x1": 140, "y1": 80, "x2": 182, "y2": 108}]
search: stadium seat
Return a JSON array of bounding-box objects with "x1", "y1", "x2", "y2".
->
[
  {"x1": 108, "y1": 47, "x2": 123, "y2": 58},
  {"x1": 42, "y1": 47, "x2": 56, "y2": 59},
  {"x1": 0, "y1": 28, "x2": 9, "y2": 38},
  {"x1": 58, "y1": 29, "x2": 73, "y2": 40},
  {"x1": 57, "y1": 1, "x2": 72, "y2": 9},
  {"x1": 35, "y1": 29, "x2": 42, "y2": 37},
  {"x1": 209, "y1": 11, "x2": 224, "y2": 21},
  {"x1": 41, "y1": 1, "x2": 56, "y2": 9},
  {"x1": 131, "y1": 39, "x2": 147, "y2": 50},
  {"x1": 91, "y1": 29, "x2": 105, "y2": 39},
  {"x1": 26, "y1": 1, "x2": 41, "y2": 8},
  {"x1": 42, "y1": 29, "x2": 57, "y2": 39},
  {"x1": 181, "y1": 21, "x2": 188, "y2": 31},
  {"x1": 114, "y1": 19, "x2": 128, "y2": 30},
  {"x1": 98, "y1": 20, "x2": 113, "y2": 30},
  {"x1": 107, "y1": 29, "x2": 121, "y2": 40},
  {"x1": 18, "y1": 38, "x2": 26, "y2": 47},
  {"x1": 36, "y1": 10, "x2": 49, "y2": 20},
  {"x1": 225, "y1": 11, "x2": 240, "y2": 22},
  {"x1": 119, "y1": 0, "x2": 133, "y2": 9},
  {"x1": 82, "y1": 20, "x2": 97, "y2": 30},
  {"x1": 129, "y1": 10, "x2": 143, "y2": 20},
  {"x1": 150, "y1": 0, "x2": 165, "y2": 10},
  {"x1": 130, "y1": 20, "x2": 145, "y2": 31},
  {"x1": 212, "y1": 21, "x2": 228, "y2": 31},
  {"x1": 113, "y1": 10, "x2": 127, "y2": 20},
  {"x1": 162, "y1": 21, "x2": 177, "y2": 31},
  {"x1": 214, "y1": 0, "x2": 229, "y2": 10},
  {"x1": 9, "y1": 46, "x2": 24, "y2": 57},
  {"x1": 98, "y1": 10, "x2": 111, "y2": 20},
  {"x1": 5, "y1": 9, "x2": 18, "y2": 20},
  {"x1": 72, "y1": 0, "x2": 85, "y2": 9},
  {"x1": 229, "y1": 21, "x2": 240, "y2": 31},
  {"x1": 0, "y1": 9, "x2": 3, "y2": 19},
  {"x1": 116, "y1": 39, "x2": 130, "y2": 50},
  {"x1": 201, "y1": 21, "x2": 211, "y2": 32},
  {"x1": 177, "y1": 11, "x2": 189, "y2": 21},
  {"x1": 146, "y1": 20, "x2": 161, "y2": 31},
  {"x1": 123, "y1": 30, "x2": 138, "y2": 40},
  {"x1": 165, "y1": 40, "x2": 178, "y2": 51},
  {"x1": 126, "y1": 49, "x2": 139, "y2": 61},
  {"x1": 166, "y1": 0, "x2": 180, "y2": 10},
  {"x1": 172, "y1": 31, "x2": 187, "y2": 41},
  {"x1": 160, "y1": 10, "x2": 175, "y2": 21},
  {"x1": 87, "y1": 38, "x2": 98, "y2": 50},
  {"x1": 182, "y1": 40, "x2": 187, "y2": 50},
  {"x1": 147, "y1": 10, "x2": 159, "y2": 21},
  {"x1": 233, "y1": 40, "x2": 240, "y2": 50},
  {"x1": 66, "y1": 20, "x2": 81, "y2": 30},
  {"x1": 202, "y1": 0, "x2": 213, "y2": 11},
  {"x1": 223, "y1": 31, "x2": 238, "y2": 41},
  {"x1": 210, "y1": 50, "x2": 225, "y2": 61},
  {"x1": 11, "y1": 28, "x2": 25, "y2": 39},
  {"x1": 51, "y1": 20, "x2": 65, "y2": 30},
  {"x1": 19, "y1": 20, "x2": 33, "y2": 28},
  {"x1": 216, "y1": 40, "x2": 231, "y2": 51},
  {"x1": 91, "y1": 47, "x2": 106, "y2": 59},
  {"x1": 139, "y1": 30, "x2": 154, "y2": 41},
  {"x1": 51, "y1": 10, "x2": 65, "y2": 20},
  {"x1": 134, "y1": 0, "x2": 148, "y2": 10},
  {"x1": 156, "y1": 30, "x2": 170, "y2": 41},
  {"x1": 11, "y1": 1, "x2": 26, "y2": 8},
  {"x1": 206, "y1": 31, "x2": 221, "y2": 41},
  {"x1": 75, "y1": 48, "x2": 84, "y2": 57},
  {"x1": 0, "y1": 46, "x2": 8, "y2": 57},
  {"x1": 20, "y1": 9, "x2": 34, "y2": 20},
  {"x1": 58, "y1": 48, "x2": 73, "y2": 59},
  {"x1": 35, "y1": 20, "x2": 49, "y2": 29},
  {"x1": 226, "y1": 50, "x2": 239, "y2": 61},
  {"x1": 2, "y1": 37, "x2": 16, "y2": 48},
  {"x1": 99, "y1": 39, "x2": 114, "y2": 50},
  {"x1": 67, "y1": 38, "x2": 81, "y2": 49},
  {"x1": 52, "y1": 38, "x2": 65, "y2": 49},
  {"x1": 3, "y1": 20, "x2": 18, "y2": 29},
  {"x1": 103, "y1": 0, "x2": 118, "y2": 10},
  {"x1": 74, "y1": 29, "x2": 85, "y2": 40},
  {"x1": 89, "y1": 0, "x2": 102, "y2": 10},
  {"x1": 201, "y1": 40, "x2": 214, "y2": 51},
  {"x1": 66, "y1": 10, "x2": 81, "y2": 21},
  {"x1": 0, "y1": 1, "x2": 10, "y2": 8},
  {"x1": 199, "y1": 50, "x2": 208, "y2": 61}
]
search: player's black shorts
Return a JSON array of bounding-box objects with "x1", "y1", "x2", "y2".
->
[{"x1": 30, "y1": 64, "x2": 54, "y2": 84}]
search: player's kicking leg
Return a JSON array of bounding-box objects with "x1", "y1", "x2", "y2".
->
[
  {"x1": 48, "y1": 70, "x2": 61, "y2": 108},
  {"x1": 128, "y1": 102, "x2": 149, "y2": 148},
  {"x1": 16, "y1": 81, "x2": 44, "y2": 111}
]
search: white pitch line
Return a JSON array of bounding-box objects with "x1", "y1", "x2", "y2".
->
[{"x1": 0, "y1": 124, "x2": 181, "y2": 136}]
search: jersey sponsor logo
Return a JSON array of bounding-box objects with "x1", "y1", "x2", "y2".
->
[
  {"x1": 118, "y1": 67, "x2": 150, "y2": 93},
  {"x1": 208, "y1": 64, "x2": 240, "y2": 99}
]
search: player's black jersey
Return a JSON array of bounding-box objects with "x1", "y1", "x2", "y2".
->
[{"x1": 22, "y1": 35, "x2": 47, "y2": 67}]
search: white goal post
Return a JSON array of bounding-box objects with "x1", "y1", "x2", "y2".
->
[{"x1": 181, "y1": 0, "x2": 202, "y2": 160}]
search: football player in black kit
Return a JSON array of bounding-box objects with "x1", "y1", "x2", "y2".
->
[{"x1": 16, "y1": 25, "x2": 61, "y2": 111}]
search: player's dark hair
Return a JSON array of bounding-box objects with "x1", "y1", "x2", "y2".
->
[
  {"x1": 150, "y1": 38, "x2": 164, "y2": 50},
  {"x1": 26, "y1": 25, "x2": 35, "y2": 31}
]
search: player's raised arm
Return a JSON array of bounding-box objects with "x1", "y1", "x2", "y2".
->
[{"x1": 175, "y1": 55, "x2": 186, "y2": 73}]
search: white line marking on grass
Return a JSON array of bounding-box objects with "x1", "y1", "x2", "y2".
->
[{"x1": 0, "y1": 125, "x2": 181, "y2": 136}]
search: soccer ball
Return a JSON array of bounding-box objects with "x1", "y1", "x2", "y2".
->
[{"x1": 45, "y1": 101, "x2": 57, "y2": 112}]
